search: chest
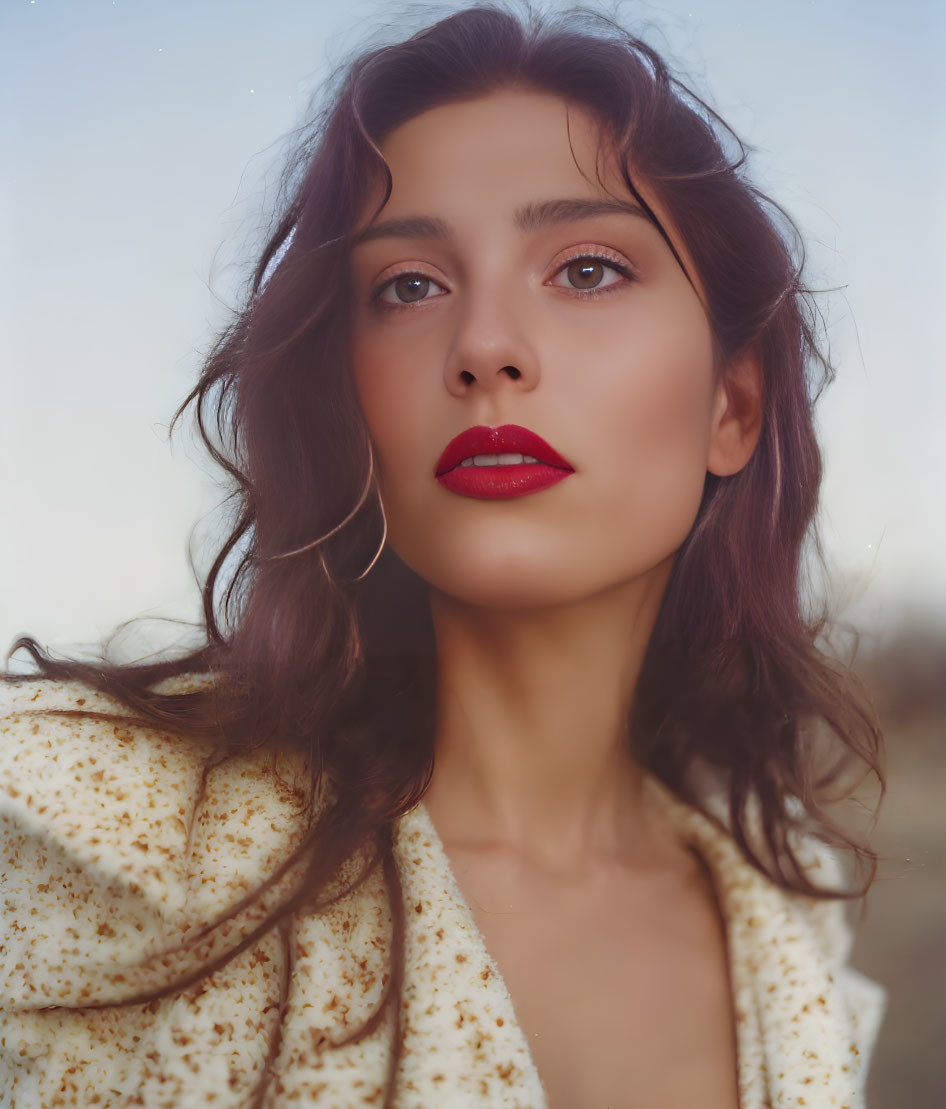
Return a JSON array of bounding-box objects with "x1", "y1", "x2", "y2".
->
[{"x1": 447, "y1": 849, "x2": 741, "y2": 1109}]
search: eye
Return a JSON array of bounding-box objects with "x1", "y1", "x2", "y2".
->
[
  {"x1": 376, "y1": 272, "x2": 448, "y2": 305},
  {"x1": 548, "y1": 254, "x2": 632, "y2": 292}
]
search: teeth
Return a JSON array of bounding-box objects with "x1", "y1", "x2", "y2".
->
[{"x1": 459, "y1": 453, "x2": 540, "y2": 468}]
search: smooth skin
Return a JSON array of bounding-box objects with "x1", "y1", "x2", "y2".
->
[{"x1": 351, "y1": 89, "x2": 759, "y2": 1108}]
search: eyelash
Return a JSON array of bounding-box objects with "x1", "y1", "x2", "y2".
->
[{"x1": 370, "y1": 249, "x2": 637, "y2": 309}]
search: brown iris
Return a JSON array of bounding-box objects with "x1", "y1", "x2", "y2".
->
[
  {"x1": 566, "y1": 260, "x2": 605, "y2": 289},
  {"x1": 393, "y1": 275, "x2": 431, "y2": 302}
]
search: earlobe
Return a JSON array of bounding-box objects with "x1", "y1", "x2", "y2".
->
[{"x1": 706, "y1": 347, "x2": 764, "y2": 477}]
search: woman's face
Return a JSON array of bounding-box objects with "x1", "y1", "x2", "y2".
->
[{"x1": 350, "y1": 89, "x2": 742, "y2": 610}]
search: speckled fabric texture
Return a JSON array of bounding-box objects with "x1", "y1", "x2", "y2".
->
[{"x1": 0, "y1": 679, "x2": 885, "y2": 1108}]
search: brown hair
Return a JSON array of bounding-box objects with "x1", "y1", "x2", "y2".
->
[{"x1": 7, "y1": 4, "x2": 884, "y2": 1104}]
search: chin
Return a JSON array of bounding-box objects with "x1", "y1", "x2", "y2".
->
[
  {"x1": 420, "y1": 558, "x2": 657, "y2": 613},
  {"x1": 396, "y1": 547, "x2": 574, "y2": 609},
  {"x1": 432, "y1": 578, "x2": 580, "y2": 611},
  {"x1": 387, "y1": 515, "x2": 686, "y2": 613}
]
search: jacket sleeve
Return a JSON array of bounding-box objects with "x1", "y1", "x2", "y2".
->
[{"x1": 0, "y1": 678, "x2": 291, "y2": 1109}]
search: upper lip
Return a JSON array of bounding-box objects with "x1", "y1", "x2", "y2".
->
[{"x1": 435, "y1": 424, "x2": 574, "y2": 476}]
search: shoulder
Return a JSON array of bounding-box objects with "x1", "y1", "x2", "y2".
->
[
  {"x1": 0, "y1": 676, "x2": 311, "y2": 1105},
  {"x1": 0, "y1": 675, "x2": 309, "y2": 1001},
  {"x1": 0, "y1": 675, "x2": 213, "y2": 920}
]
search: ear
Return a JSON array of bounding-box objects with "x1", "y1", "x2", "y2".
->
[{"x1": 706, "y1": 346, "x2": 764, "y2": 477}]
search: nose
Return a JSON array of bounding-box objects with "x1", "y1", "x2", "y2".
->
[{"x1": 442, "y1": 280, "x2": 541, "y2": 396}]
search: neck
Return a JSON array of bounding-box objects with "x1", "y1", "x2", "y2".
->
[{"x1": 423, "y1": 565, "x2": 671, "y2": 875}]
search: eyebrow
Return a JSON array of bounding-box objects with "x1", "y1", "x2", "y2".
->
[
  {"x1": 352, "y1": 197, "x2": 649, "y2": 246},
  {"x1": 516, "y1": 197, "x2": 648, "y2": 232}
]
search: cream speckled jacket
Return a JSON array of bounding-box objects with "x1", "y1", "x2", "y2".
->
[{"x1": 0, "y1": 679, "x2": 885, "y2": 1108}]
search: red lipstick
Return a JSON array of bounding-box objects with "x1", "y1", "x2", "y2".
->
[{"x1": 435, "y1": 424, "x2": 574, "y2": 500}]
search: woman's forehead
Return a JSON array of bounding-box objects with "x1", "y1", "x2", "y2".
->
[{"x1": 370, "y1": 89, "x2": 626, "y2": 219}]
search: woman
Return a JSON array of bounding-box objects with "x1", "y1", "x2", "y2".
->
[{"x1": 1, "y1": 5, "x2": 885, "y2": 1107}]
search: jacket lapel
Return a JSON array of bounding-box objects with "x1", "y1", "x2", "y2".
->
[
  {"x1": 645, "y1": 776, "x2": 869, "y2": 1109},
  {"x1": 268, "y1": 801, "x2": 548, "y2": 1107},
  {"x1": 395, "y1": 801, "x2": 549, "y2": 1107}
]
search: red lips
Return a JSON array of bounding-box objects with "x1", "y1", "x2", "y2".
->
[{"x1": 435, "y1": 424, "x2": 574, "y2": 476}]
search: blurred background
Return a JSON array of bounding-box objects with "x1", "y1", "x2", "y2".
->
[{"x1": 2, "y1": 1, "x2": 944, "y2": 1104}]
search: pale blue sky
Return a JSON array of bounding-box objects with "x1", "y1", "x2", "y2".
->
[{"x1": 2, "y1": 0, "x2": 944, "y2": 658}]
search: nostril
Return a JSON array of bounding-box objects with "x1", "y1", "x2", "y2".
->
[{"x1": 458, "y1": 365, "x2": 520, "y2": 384}]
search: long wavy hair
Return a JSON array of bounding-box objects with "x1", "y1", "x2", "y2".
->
[{"x1": 7, "y1": 4, "x2": 884, "y2": 1105}]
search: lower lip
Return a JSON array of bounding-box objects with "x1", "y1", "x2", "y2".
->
[{"x1": 436, "y1": 463, "x2": 573, "y2": 499}]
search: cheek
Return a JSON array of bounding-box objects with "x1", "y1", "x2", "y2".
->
[
  {"x1": 625, "y1": 358, "x2": 715, "y2": 470},
  {"x1": 560, "y1": 293, "x2": 714, "y2": 444},
  {"x1": 352, "y1": 328, "x2": 437, "y2": 526},
  {"x1": 352, "y1": 331, "x2": 410, "y2": 468},
  {"x1": 554, "y1": 306, "x2": 717, "y2": 540}
]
